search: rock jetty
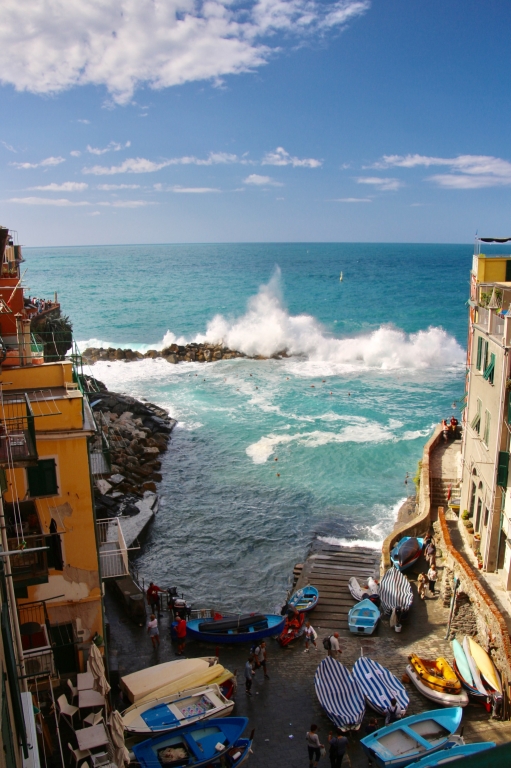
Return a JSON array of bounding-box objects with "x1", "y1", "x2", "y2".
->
[
  {"x1": 82, "y1": 342, "x2": 290, "y2": 365},
  {"x1": 86, "y1": 378, "x2": 176, "y2": 521}
]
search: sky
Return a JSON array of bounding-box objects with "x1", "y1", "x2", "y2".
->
[{"x1": 1, "y1": 0, "x2": 511, "y2": 245}]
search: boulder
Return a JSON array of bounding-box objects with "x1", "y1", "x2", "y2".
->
[
  {"x1": 165, "y1": 354, "x2": 178, "y2": 364},
  {"x1": 96, "y1": 479, "x2": 112, "y2": 495}
]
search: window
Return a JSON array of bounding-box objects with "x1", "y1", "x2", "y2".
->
[
  {"x1": 484, "y1": 506, "x2": 490, "y2": 527},
  {"x1": 476, "y1": 336, "x2": 483, "y2": 369},
  {"x1": 483, "y1": 409, "x2": 491, "y2": 447},
  {"x1": 469, "y1": 481, "x2": 477, "y2": 516},
  {"x1": 483, "y1": 352, "x2": 496, "y2": 385},
  {"x1": 482, "y1": 340, "x2": 489, "y2": 372},
  {"x1": 27, "y1": 459, "x2": 58, "y2": 497},
  {"x1": 475, "y1": 497, "x2": 483, "y2": 532},
  {"x1": 470, "y1": 398, "x2": 482, "y2": 433}
]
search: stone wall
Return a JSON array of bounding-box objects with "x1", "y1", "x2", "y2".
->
[{"x1": 381, "y1": 423, "x2": 443, "y2": 571}]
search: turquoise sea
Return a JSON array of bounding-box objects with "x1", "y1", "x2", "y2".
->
[{"x1": 25, "y1": 243, "x2": 470, "y2": 611}]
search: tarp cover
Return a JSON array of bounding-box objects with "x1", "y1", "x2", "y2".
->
[{"x1": 121, "y1": 659, "x2": 210, "y2": 703}]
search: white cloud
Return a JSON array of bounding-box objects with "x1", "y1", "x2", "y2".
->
[
  {"x1": 29, "y1": 182, "x2": 88, "y2": 191},
  {"x1": 154, "y1": 184, "x2": 220, "y2": 193},
  {"x1": 334, "y1": 197, "x2": 372, "y2": 202},
  {"x1": 82, "y1": 151, "x2": 240, "y2": 175},
  {"x1": 77, "y1": 119, "x2": 90, "y2": 124},
  {"x1": 0, "y1": 1, "x2": 370, "y2": 104},
  {"x1": 70, "y1": 150, "x2": 82, "y2": 157},
  {"x1": 98, "y1": 200, "x2": 154, "y2": 207},
  {"x1": 87, "y1": 141, "x2": 131, "y2": 155},
  {"x1": 262, "y1": 146, "x2": 322, "y2": 168},
  {"x1": 97, "y1": 183, "x2": 141, "y2": 190},
  {"x1": 11, "y1": 156, "x2": 65, "y2": 169},
  {"x1": 244, "y1": 173, "x2": 283, "y2": 186},
  {"x1": 1, "y1": 140, "x2": 16, "y2": 153},
  {"x1": 375, "y1": 153, "x2": 511, "y2": 189},
  {"x1": 6, "y1": 196, "x2": 90, "y2": 206},
  {"x1": 356, "y1": 176, "x2": 402, "y2": 191}
]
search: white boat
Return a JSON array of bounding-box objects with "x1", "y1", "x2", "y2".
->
[
  {"x1": 122, "y1": 684, "x2": 234, "y2": 735},
  {"x1": 406, "y1": 664, "x2": 469, "y2": 707},
  {"x1": 120, "y1": 657, "x2": 220, "y2": 704},
  {"x1": 348, "y1": 577, "x2": 379, "y2": 602}
]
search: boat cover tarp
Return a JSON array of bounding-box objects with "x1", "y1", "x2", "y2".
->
[
  {"x1": 353, "y1": 657, "x2": 409, "y2": 715},
  {"x1": 397, "y1": 537, "x2": 421, "y2": 567},
  {"x1": 314, "y1": 657, "x2": 365, "y2": 731},
  {"x1": 121, "y1": 659, "x2": 210, "y2": 703},
  {"x1": 197, "y1": 614, "x2": 266, "y2": 633},
  {"x1": 380, "y1": 569, "x2": 413, "y2": 615}
]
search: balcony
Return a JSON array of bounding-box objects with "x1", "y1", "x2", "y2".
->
[
  {"x1": 5, "y1": 501, "x2": 48, "y2": 592},
  {"x1": 17, "y1": 601, "x2": 58, "y2": 682},
  {"x1": 0, "y1": 392, "x2": 37, "y2": 467},
  {"x1": 96, "y1": 518, "x2": 129, "y2": 579}
]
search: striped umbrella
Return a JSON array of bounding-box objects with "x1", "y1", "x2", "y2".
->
[
  {"x1": 379, "y1": 568, "x2": 413, "y2": 615},
  {"x1": 314, "y1": 657, "x2": 365, "y2": 731},
  {"x1": 353, "y1": 656, "x2": 409, "y2": 715}
]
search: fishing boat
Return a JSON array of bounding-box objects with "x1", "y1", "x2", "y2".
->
[
  {"x1": 121, "y1": 658, "x2": 220, "y2": 704},
  {"x1": 348, "y1": 576, "x2": 380, "y2": 604},
  {"x1": 466, "y1": 636, "x2": 502, "y2": 695},
  {"x1": 360, "y1": 707, "x2": 463, "y2": 768},
  {"x1": 122, "y1": 684, "x2": 234, "y2": 735},
  {"x1": 314, "y1": 657, "x2": 366, "y2": 731},
  {"x1": 186, "y1": 613, "x2": 285, "y2": 644},
  {"x1": 352, "y1": 657, "x2": 409, "y2": 716},
  {"x1": 132, "y1": 718, "x2": 251, "y2": 768},
  {"x1": 379, "y1": 569, "x2": 413, "y2": 616},
  {"x1": 348, "y1": 599, "x2": 380, "y2": 635},
  {"x1": 408, "y1": 741, "x2": 496, "y2": 767},
  {"x1": 277, "y1": 610, "x2": 305, "y2": 647},
  {"x1": 406, "y1": 655, "x2": 468, "y2": 707},
  {"x1": 451, "y1": 639, "x2": 490, "y2": 708},
  {"x1": 390, "y1": 537, "x2": 424, "y2": 571},
  {"x1": 287, "y1": 585, "x2": 319, "y2": 612}
]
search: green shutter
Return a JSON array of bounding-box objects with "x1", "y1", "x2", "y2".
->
[
  {"x1": 27, "y1": 459, "x2": 58, "y2": 497},
  {"x1": 476, "y1": 336, "x2": 483, "y2": 369},
  {"x1": 497, "y1": 451, "x2": 509, "y2": 487},
  {"x1": 483, "y1": 340, "x2": 489, "y2": 370},
  {"x1": 483, "y1": 353, "x2": 495, "y2": 382}
]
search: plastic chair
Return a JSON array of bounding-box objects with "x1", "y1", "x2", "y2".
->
[
  {"x1": 67, "y1": 678, "x2": 78, "y2": 702},
  {"x1": 68, "y1": 745, "x2": 91, "y2": 767},
  {"x1": 57, "y1": 694, "x2": 79, "y2": 728},
  {"x1": 83, "y1": 710, "x2": 104, "y2": 727}
]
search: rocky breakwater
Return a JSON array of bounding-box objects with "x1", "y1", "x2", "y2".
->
[
  {"x1": 82, "y1": 342, "x2": 289, "y2": 365},
  {"x1": 87, "y1": 382, "x2": 176, "y2": 531}
]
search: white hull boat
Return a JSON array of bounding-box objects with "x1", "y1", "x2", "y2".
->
[{"x1": 406, "y1": 665, "x2": 469, "y2": 707}]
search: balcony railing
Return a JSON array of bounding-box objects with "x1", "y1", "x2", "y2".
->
[
  {"x1": 7, "y1": 534, "x2": 48, "y2": 590},
  {"x1": 96, "y1": 518, "x2": 129, "y2": 579},
  {"x1": 17, "y1": 601, "x2": 58, "y2": 681},
  {"x1": 0, "y1": 392, "x2": 37, "y2": 467}
]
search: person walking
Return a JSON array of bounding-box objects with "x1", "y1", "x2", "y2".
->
[
  {"x1": 147, "y1": 581, "x2": 164, "y2": 617},
  {"x1": 328, "y1": 632, "x2": 341, "y2": 658},
  {"x1": 306, "y1": 724, "x2": 324, "y2": 768},
  {"x1": 328, "y1": 729, "x2": 348, "y2": 768},
  {"x1": 244, "y1": 657, "x2": 255, "y2": 695},
  {"x1": 254, "y1": 640, "x2": 269, "y2": 679},
  {"x1": 427, "y1": 564, "x2": 438, "y2": 596},
  {"x1": 304, "y1": 620, "x2": 318, "y2": 652},
  {"x1": 147, "y1": 614, "x2": 160, "y2": 648},
  {"x1": 425, "y1": 540, "x2": 436, "y2": 567},
  {"x1": 417, "y1": 573, "x2": 427, "y2": 600},
  {"x1": 176, "y1": 615, "x2": 187, "y2": 655}
]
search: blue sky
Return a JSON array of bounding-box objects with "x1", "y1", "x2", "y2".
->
[{"x1": 1, "y1": 0, "x2": 511, "y2": 245}]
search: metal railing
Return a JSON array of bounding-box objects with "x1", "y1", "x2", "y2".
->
[
  {"x1": 0, "y1": 392, "x2": 37, "y2": 466},
  {"x1": 6, "y1": 533, "x2": 48, "y2": 582},
  {"x1": 96, "y1": 518, "x2": 129, "y2": 579}
]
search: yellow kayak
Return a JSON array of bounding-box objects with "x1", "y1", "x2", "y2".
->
[
  {"x1": 467, "y1": 637, "x2": 502, "y2": 693},
  {"x1": 409, "y1": 654, "x2": 461, "y2": 694}
]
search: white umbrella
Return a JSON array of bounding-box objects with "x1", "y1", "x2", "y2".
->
[
  {"x1": 109, "y1": 710, "x2": 130, "y2": 767},
  {"x1": 89, "y1": 642, "x2": 111, "y2": 697}
]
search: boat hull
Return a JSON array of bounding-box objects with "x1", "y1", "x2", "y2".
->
[
  {"x1": 390, "y1": 537, "x2": 424, "y2": 572},
  {"x1": 314, "y1": 658, "x2": 365, "y2": 731},
  {"x1": 186, "y1": 614, "x2": 285, "y2": 644},
  {"x1": 452, "y1": 660, "x2": 491, "y2": 710},
  {"x1": 380, "y1": 569, "x2": 413, "y2": 616},
  {"x1": 406, "y1": 665, "x2": 468, "y2": 707},
  {"x1": 288, "y1": 585, "x2": 319, "y2": 613},
  {"x1": 353, "y1": 657, "x2": 409, "y2": 716},
  {"x1": 467, "y1": 636, "x2": 502, "y2": 694},
  {"x1": 277, "y1": 612, "x2": 305, "y2": 647},
  {"x1": 348, "y1": 599, "x2": 380, "y2": 635},
  {"x1": 409, "y1": 742, "x2": 496, "y2": 768}
]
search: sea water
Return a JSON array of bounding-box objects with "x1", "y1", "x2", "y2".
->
[{"x1": 25, "y1": 243, "x2": 470, "y2": 611}]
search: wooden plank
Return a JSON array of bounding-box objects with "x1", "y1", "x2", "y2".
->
[{"x1": 314, "y1": 554, "x2": 379, "y2": 564}]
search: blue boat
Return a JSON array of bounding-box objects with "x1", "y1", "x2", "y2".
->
[
  {"x1": 186, "y1": 613, "x2": 285, "y2": 644},
  {"x1": 352, "y1": 657, "x2": 409, "y2": 715},
  {"x1": 348, "y1": 599, "x2": 380, "y2": 635},
  {"x1": 288, "y1": 585, "x2": 319, "y2": 612},
  {"x1": 406, "y1": 742, "x2": 496, "y2": 767},
  {"x1": 360, "y1": 707, "x2": 463, "y2": 768},
  {"x1": 314, "y1": 658, "x2": 366, "y2": 731},
  {"x1": 379, "y1": 568, "x2": 413, "y2": 616},
  {"x1": 390, "y1": 537, "x2": 424, "y2": 571},
  {"x1": 132, "y1": 717, "x2": 250, "y2": 768}
]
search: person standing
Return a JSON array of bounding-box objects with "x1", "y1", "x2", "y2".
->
[
  {"x1": 244, "y1": 657, "x2": 255, "y2": 696},
  {"x1": 176, "y1": 615, "x2": 187, "y2": 655},
  {"x1": 147, "y1": 614, "x2": 160, "y2": 648},
  {"x1": 385, "y1": 697, "x2": 402, "y2": 725},
  {"x1": 328, "y1": 729, "x2": 348, "y2": 768},
  {"x1": 254, "y1": 640, "x2": 269, "y2": 679},
  {"x1": 306, "y1": 724, "x2": 324, "y2": 768},
  {"x1": 425, "y1": 540, "x2": 436, "y2": 567},
  {"x1": 427, "y1": 564, "x2": 438, "y2": 596},
  {"x1": 304, "y1": 621, "x2": 318, "y2": 652},
  {"x1": 328, "y1": 632, "x2": 341, "y2": 658},
  {"x1": 147, "y1": 582, "x2": 164, "y2": 617}
]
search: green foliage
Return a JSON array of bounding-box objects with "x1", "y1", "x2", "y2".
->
[
  {"x1": 461, "y1": 509, "x2": 470, "y2": 520},
  {"x1": 32, "y1": 313, "x2": 73, "y2": 361},
  {"x1": 413, "y1": 461, "x2": 422, "y2": 492}
]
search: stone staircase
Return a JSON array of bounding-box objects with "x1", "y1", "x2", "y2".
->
[{"x1": 430, "y1": 476, "x2": 459, "y2": 510}]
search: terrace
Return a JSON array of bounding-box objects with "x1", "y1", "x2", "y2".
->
[{"x1": 0, "y1": 391, "x2": 38, "y2": 467}]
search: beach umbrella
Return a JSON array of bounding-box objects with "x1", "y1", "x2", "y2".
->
[
  {"x1": 89, "y1": 643, "x2": 111, "y2": 697},
  {"x1": 109, "y1": 710, "x2": 130, "y2": 767}
]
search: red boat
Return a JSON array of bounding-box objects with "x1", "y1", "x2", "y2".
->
[{"x1": 277, "y1": 610, "x2": 305, "y2": 647}]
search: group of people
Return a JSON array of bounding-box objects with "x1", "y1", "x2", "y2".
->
[
  {"x1": 244, "y1": 640, "x2": 270, "y2": 695},
  {"x1": 146, "y1": 581, "x2": 187, "y2": 654},
  {"x1": 442, "y1": 415, "x2": 459, "y2": 442},
  {"x1": 418, "y1": 534, "x2": 438, "y2": 599},
  {"x1": 27, "y1": 296, "x2": 55, "y2": 314}
]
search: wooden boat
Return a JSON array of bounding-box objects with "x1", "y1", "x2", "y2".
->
[
  {"x1": 122, "y1": 684, "x2": 234, "y2": 735},
  {"x1": 390, "y1": 537, "x2": 424, "y2": 571},
  {"x1": 314, "y1": 657, "x2": 365, "y2": 731},
  {"x1": 466, "y1": 636, "x2": 502, "y2": 694},
  {"x1": 120, "y1": 658, "x2": 220, "y2": 704},
  {"x1": 287, "y1": 585, "x2": 319, "y2": 613},
  {"x1": 352, "y1": 657, "x2": 409, "y2": 716},
  {"x1": 451, "y1": 639, "x2": 490, "y2": 708},
  {"x1": 360, "y1": 706, "x2": 463, "y2": 768},
  {"x1": 407, "y1": 742, "x2": 496, "y2": 767},
  {"x1": 348, "y1": 599, "x2": 380, "y2": 635},
  {"x1": 462, "y1": 636, "x2": 486, "y2": 696},
  {"x1": 348, "y1": 576, "x2": 380, "y2": 604},
  {"x1": 406, "y1": 659, "x2": 468, "y2": 708},
  {"x1": 132, "y1": 717, "x2": 251, "y2": 768},
  {"x1": 186, "y1": 614, "x2": 285, "y2": 644},
  {"x1": 379, "y1": 569, "x2": 413, "y2": 616},
  {"x1": 277, "y1": 610, "x2": 305, "y2": 647}
]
